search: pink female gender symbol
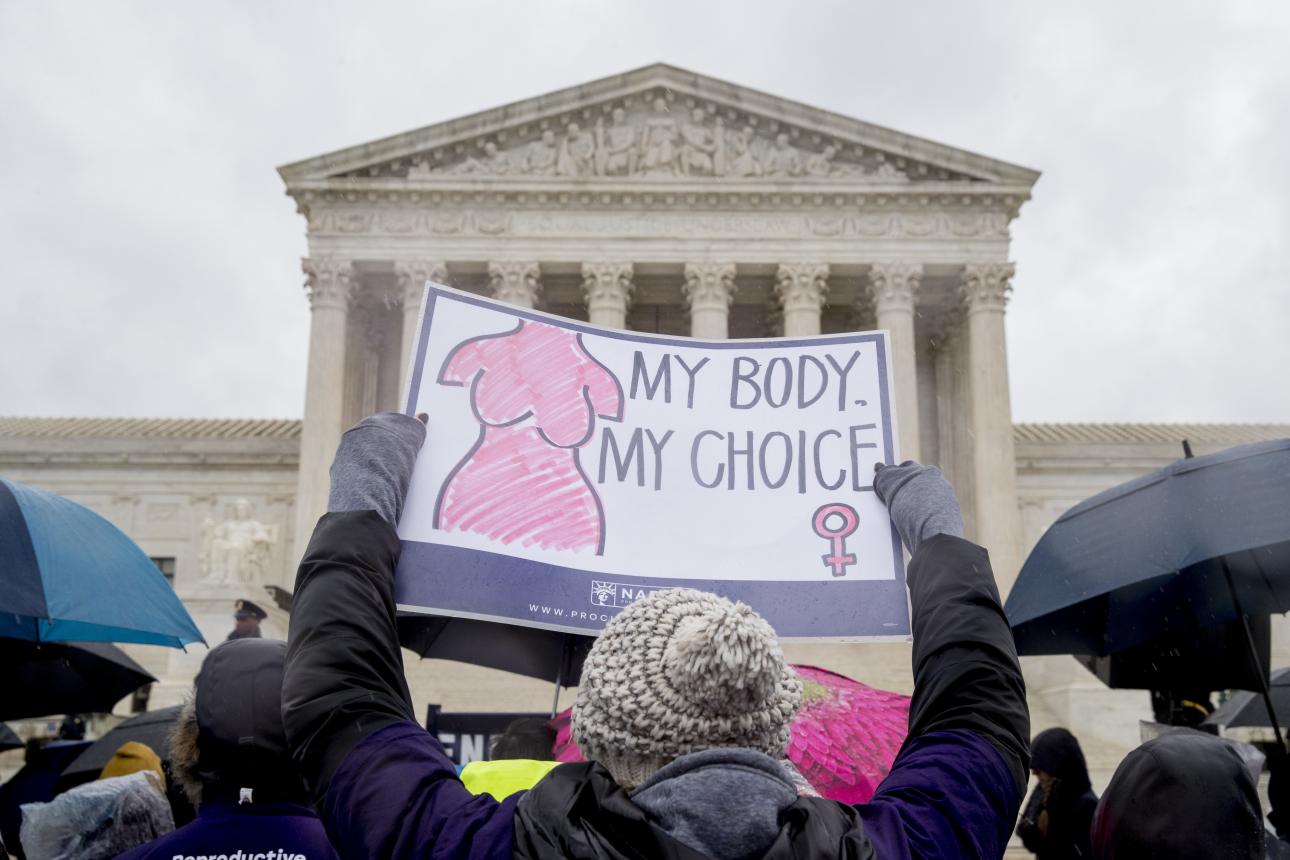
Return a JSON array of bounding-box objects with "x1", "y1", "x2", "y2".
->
[{"x1": 812, "y1": 502, "x2": 860, "y2": 577}]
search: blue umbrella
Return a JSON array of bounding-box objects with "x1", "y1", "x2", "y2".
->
[
  {"x1": 1005, "y1": 437, "x2": 1290, "y2": 741},
  {"x1": 0, "y1": 478, "x2": 204, "y2": 648}
]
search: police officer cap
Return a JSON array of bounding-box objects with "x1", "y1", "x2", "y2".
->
[{"x1": 233, "y1": 599, "x2": 267, "y2": 620}]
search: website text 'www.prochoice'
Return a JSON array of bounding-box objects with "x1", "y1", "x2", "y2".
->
[{"x1": 528, "y1": 604, "x2": 614, "y2": 623}]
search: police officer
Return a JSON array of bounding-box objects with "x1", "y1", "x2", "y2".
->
[{"x1": 226, "y1": 599, "x2": 266, "y2": 641}]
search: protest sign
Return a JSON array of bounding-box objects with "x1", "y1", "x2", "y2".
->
[
  {"x1": 396, "y1": 283, "x2": 908, "y2": 640},
  {"x1": 424, "y1": 707, "x2": 548, "y2": 764}
]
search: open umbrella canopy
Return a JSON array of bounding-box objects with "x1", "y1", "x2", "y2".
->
[
  {"x1": 1205, "y1": 668, "x2": 1290, "y2": 729},
  {"x1": 0, "y1": 640, "x2": 156, "y2": 721},
  {"x1": 0, "y1": 478, "x2": 203, "y2": 647},
  {"x1": 551, "y1": 665, "x2": 910, "y2": 804},
  {"x1": 398, "y1": 614, "x2": 592, "y2": 686},
  {"x1": 0, "y1": 723, "x2": 21, "y2": 753},
  {"x1": 1006, "y1": 438, "x2": 1290, "y2": 657},
  {"x1": 61, "y1": 705, "x2": 182, "y2": 785}
]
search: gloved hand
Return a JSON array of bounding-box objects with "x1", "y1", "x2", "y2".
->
[
  {"x1": 872, "y1": 460, "x2": 964, "y2": 554},
  {"x1": 327, "y1": 412, "x2": 427, "y2": 526}
]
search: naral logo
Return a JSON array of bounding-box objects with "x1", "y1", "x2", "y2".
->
[{"x1": 589, "y1": 581, "x2": 662, "y2": 609}]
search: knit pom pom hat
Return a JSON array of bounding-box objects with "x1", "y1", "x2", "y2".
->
[{"x1": 572, "y1": 588, "x2": 803, "y2": 788}]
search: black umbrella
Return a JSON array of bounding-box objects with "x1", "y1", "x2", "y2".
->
[
  {"x1": 59, "y1": 704, "x2": 182, "y2": 785},
  {"x1": 0, "y1": 639, "x2": 156, "y2": 721},
  {"x1": 398, "y1": 615, "x2": 593, "y2": 713},
  {"x1": 0, "y1": 723, "x2": 21, "y2": 754},
  {"x1": 1005, "y1": 438, "x2": 1290, "y2": 743},
  {"x1": 1205, "y1": 668, "x2": 1290, "y2": 730}
]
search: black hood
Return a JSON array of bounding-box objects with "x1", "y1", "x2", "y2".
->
[
  {"x1": 1032, "y1": 727, "x2": 1092, "y2": 793},
  {"x1": 1090, "y1": 732, "x2": 1264, "y2": 859},
  {"x1": 195, "y1": 638, "x2": 292, "y2": 789}
]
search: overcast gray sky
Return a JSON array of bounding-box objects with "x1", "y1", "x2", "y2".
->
[{"x1": 1, "y1": 1, "x2": 1286, "y2": 423}]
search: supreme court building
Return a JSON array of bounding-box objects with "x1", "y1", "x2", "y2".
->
[{"x1": 2, "y1": 65, "x2": 1286, "y2": 788}]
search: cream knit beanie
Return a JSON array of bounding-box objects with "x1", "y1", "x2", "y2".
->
[{"x1": 572, "y1": 587, "x2": 803, "y2": 788}]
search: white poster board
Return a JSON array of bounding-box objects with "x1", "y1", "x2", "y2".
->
[{"x1": 395, "y1": 283, "x2": 908, "y2": 640}]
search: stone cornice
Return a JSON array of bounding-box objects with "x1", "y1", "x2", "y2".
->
[
  {"x1": 287, "y1": 178, "x2": 1033, "y2": 207},
  {"x1": 278, "y1": 64, "x2": 1040, "y2": 188}
]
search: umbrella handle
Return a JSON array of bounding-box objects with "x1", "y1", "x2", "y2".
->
[
  {"x1": 1222, "y1": 555, "x2": 1286, "y2": 752},
  {"x1": 551, "y1": 636, "x2": 570, "y2": 718}
]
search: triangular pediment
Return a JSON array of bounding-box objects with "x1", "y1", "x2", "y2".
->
[{"x1": 279, "y1": 64, "x2": 1038, "y2": 189}]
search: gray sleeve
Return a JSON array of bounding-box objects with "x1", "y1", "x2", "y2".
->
[
  {"x1": 327, "y1": 412, "x2": 427, "y2": 525},
  {"x1": 872, "y1": 460, "x2": 965, "y2": 554}
]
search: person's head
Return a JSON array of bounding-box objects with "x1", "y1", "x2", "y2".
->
[
  {"x1": 1090, "y1": 732, "x2": 1264, "y2": 858},
  {"x1": 170, "y1": 638, "x2": 300, "y2": 807},
  {"x1": 490, "y1": 718, "x2": 556, "y2": 761},
  {"x1": 19, "y1": 771, "x2": 172, "y2": 858},
  {"x1": 232, "y1": 598, "x2": 266, "y2": 635},
  {"x1": 57, "y1": 714, "x2": 86, "y2": 740},
  {"x1": 542, "y1": 129, "x2": 556, "y2": 145},
  {"x1": 776, "y1": 133, "x2": 789, "y2": 147},
  {"x1": 99, "y1": 741, "x2": 166, "y2": 788},
  {"x1": 691, "y1": 107, "x2": 705, "y2": 123},
  {"x1": 572, "y1": 588, "x2": 802, "y2": 789},
  {"x1": 1031, "y1": 727, "x2": 1091, "y2": 793},
  {"x1": 612, "y1": 107, "x2": 626, "y2": 124}
]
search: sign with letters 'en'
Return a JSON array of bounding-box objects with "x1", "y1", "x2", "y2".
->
[{"x1": 396, "y1": 284, "x2": 908, "y2": 641}]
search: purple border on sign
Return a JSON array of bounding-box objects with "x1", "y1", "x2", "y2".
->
[{"x1": 398, "y1": 284, "x2": 907, "y2": 638}]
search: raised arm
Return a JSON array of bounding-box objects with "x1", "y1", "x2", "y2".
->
[
  {"x1": 282, "y1": 413, "x2": 516, "y2": 859},
  {"x1": 859, "y1": 462, "x2": 1030, "y2": 858}
]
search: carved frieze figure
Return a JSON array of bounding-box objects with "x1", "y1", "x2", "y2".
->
[
  {"x1": 763, "y1": 133, "x2": 803, "y2": 177},
  {"x1": 678, "y1": 107, "x2": 722, "y2": 176},
  {"x1": 725, "y1": 126, "x2": 762, "y2": 177},
  {"x1": 872, "y1": 161, "x2": 910, "y2": 183},
  {"x1": 595, "y1": 108, "x2": 637, "y2": 176},
  {"x1": 557, "y1": 122, "x2": 597, "y2": 177},
  {"x1": 525, "y1": 130, "x2": 559, "y2": 176},
  {"x1": 804, "y1": 144, "x2": 837, "y2": 178},
  {"x1": 639, "y1": 97, "x2": 680, "y2": 176},
  {"x1": 199, "y1": 499, "x2": 278, "y2": 587},
  {"x1": 453, "y1": 140, "x2": 511, "y2": 175}
]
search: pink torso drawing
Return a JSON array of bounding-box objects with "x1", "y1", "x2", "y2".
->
[{"x1": 433, "y1": 320, "x2": 623, "y2": 554}]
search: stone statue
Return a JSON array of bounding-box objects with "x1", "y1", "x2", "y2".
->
[
  {"x1": 639, "y1": 97, "x2": 680, "y2": 176},
  {"x1": 678, "y1": 107, "x2": 722, "y2": 176},
  {"x1": 199, "y1": 499, "x2": 277, "y2": 586},
  {"x1": 452, "y1": 140, "x2": 511, "y2": 175},
  {"x1": 805, "y1": 144, "x2": 837, "y2": 178},
  {"x1": 595, "y1": 108, "x2": 637, "y2": 176},
  {"x1": 726, "y1": 126, "x2": 762, "y2": 177},
  {"x1": 763, "y1": 133, "x2": 803, "y2": 177},
  {"x1": 524, "y1": 130, "x2": 559, "y2": 176},
  {"x1": 556, "y1": 123, "x2": 596, "y2": 177}
]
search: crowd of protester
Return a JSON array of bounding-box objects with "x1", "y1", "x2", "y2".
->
[{"x1": 2, "y1": 411, "x2": 1287, "y2": 859}]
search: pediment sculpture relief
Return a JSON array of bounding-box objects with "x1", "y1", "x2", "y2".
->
[{"x1": 390, "y1": 98, "x2": 952, "y2": 183}]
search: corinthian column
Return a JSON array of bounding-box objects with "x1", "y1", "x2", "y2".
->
[
  {"x1": 395, "y1": 260, "x2": 448, "y2": 399},
  {"x1": 683, "y1": 262, "x2": 736, "y2": 339},
  {"x1": 293, "y1": 257, "x2": 353, "y2": 563},
  {"x1": 775, "y1": 263, "x2": 829, "y2": 337},
  {"x1": 869, "y1": 262, "x2": 922, "y2": 461},
  {"x1": 961, "y1": 261, "x2": 1023, "y2": 593},
  {"x1": 581, "y1": 262, "x2": 634, "y2": 329},
  {"x1": 488, "y1": 261, "x2": 542, "y2": 307}
]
